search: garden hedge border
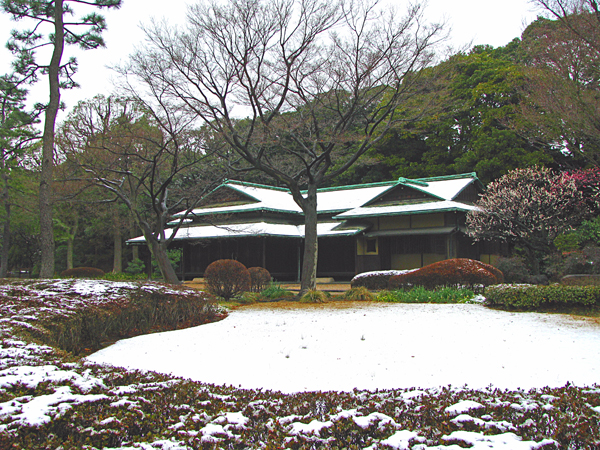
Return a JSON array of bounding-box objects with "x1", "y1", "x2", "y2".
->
[{"x1": 485, "y1": 284, "x2": 600, "y2": 310}]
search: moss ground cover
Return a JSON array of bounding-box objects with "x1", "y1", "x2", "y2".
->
[{"x1": 0, "y1": 279, "x2": 598, "y2": 448}]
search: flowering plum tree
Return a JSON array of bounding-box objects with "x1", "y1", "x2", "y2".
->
[{"x1": 466, "y1": 166, "x2": 591, "y2": 274}]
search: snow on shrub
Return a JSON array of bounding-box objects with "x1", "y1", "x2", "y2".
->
[
  {"x1": 388, "y1": 259, "x2": 503, "y2": 291},
  {"x1": 351, "y1": 270, "x2": 415, "y2": 290},
  {"x1": 0, "y1": 279, "x2": 226, "y2": 354},
  {"x1": 204, "y1": 259, "x2": 251, "y2": 300},
  {"x1": 248, "y1": 267, "x2": 272, "y2": 292}
]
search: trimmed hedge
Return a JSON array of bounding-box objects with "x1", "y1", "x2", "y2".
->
[
  {"x1": 45, "y1": 287, "x2": 224, "y2": 354},
  {"x1": 60, "y1": 267, "x2": 105, "y2": 278},
  {"x1": 204, "y1": 259, "x2": 251, "y2": 300},
  {"x1": 485, "y1": 284, "x2": 600, "y2": 310},
  {"x1": 351, "y1": 271, "x2": 409, "y2": 290},
  {"x1": 376, "y1": 287, "x2": 475, "y2": 303},
  {"x1": 389, "y1": 259, "x2": 503, "y2": 291},
  {"x1": 248, "y1": 267, "x2": 272, "y2": 292}
]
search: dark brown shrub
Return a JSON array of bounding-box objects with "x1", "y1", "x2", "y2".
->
[
  {"x1": 494, "y1": 256, "x2": 530, "y2": 283},
  {"x1": 248, "y1": 267, "x2": 272, "y2": 292},
  {"x1": 60, "y1": 267, "x2": 105, "y2": 279},
  {"x1": 388, "y1": 259, "x2": 502, "y2": 291},
  {"x1": 204, "y1": 259, "x2": 251, "y2": 300},
  {"x1": 351, "y1": 272, "x2": 397, "y2": 290}
]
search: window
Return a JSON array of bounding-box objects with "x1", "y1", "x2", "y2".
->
[
  {"x1": 366, "y1": 238, "x2": 378, "y2": 254},
  {"x1": 390, "y1": 235, "x2": 445, "y2": 254}
]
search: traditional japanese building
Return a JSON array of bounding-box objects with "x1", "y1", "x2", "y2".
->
[{"x1": 129, "y1": 172, "x2": 500, "y2": 281}]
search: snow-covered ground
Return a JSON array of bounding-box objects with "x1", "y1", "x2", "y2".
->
[
  {"x1": 87, "y1": 302, "x2": 600, "y2": 393},
  {"x1": 2, "y1": 280, "x2": 599, "y2": 448}
]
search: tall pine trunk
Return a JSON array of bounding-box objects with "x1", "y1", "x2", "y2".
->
[
  {"x1": 0, "y1": 180, "x2": 9, "y2": 278},
  {"x1": 39, "y1": 0, "x2": 65, "y2": 278}
]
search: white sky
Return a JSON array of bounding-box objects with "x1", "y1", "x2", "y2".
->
[{"x1": 0, "y1": 0, "x2": 541, "y2": 119}]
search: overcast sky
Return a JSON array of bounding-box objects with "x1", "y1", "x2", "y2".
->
[{"x1": 0, "y1": 0, "x2": 542, "y2": 118}]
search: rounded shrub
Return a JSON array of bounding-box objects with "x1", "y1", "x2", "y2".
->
[
  {"x1": 351, "y1": 270, "x2": 410, "y2": 290},
  {"x1": 388, "y1": 258, "x2": 502, "y2": 291},
  {"x1": 248, "y1": 267, "x2": 272, "y2": 292},
  {"x1": 60, "y1": 267, "x2": 105, "y2": 279},
  {"x1": 204, "y1": 259, "x2": 251, "y2": 300}
]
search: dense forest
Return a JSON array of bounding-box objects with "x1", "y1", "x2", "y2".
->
[{"x1": 1, "y1": 2, "x2": 599, "y2": 278}]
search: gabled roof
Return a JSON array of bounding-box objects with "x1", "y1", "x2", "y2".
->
[
  {"x1": 335, "y1": 173, "x2": 482, "y2": 219},
  {"x1": 173, "y1": 173, "x2": 481, "y2": 221},
  {"x1": 176, "y1": 181, "x2": 303, "y2": 218}
]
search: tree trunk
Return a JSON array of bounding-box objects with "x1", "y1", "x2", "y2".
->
[
  {"x1": 39, "y1": 0, "x2": 65, "y2": 278},
  {"x1": 66, "y1": 216, "x2": 79, "y2": 270},
  {"x1": 300, "y1": 183, "x2": 318, "y2": 294},
  {"x1": 149, "y1": 238, "x2": 181, "y2": 285},
  {"x1": 0, "y1": 188, "x2": 9, "y2": 278},
  {"x1": 113, "y1": 226, "x2": 123, "y2": 273},
  {"x1": 131, "y1": 221, "x2": 140, "y2": 261}
]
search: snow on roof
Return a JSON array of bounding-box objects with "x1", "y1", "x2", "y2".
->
[
  {"x1": 335, "y1": 200, "x2": 480, "y2": 219},
  {"x1": 413, "y1": 176, "x2": 476, "y2": 201},
  {"x1": 128, "y1": 221, "x2": 367, "y2": 243},
  {"x1": 315, "y1": 184, "x2": 392, "y2": 212},
  {"x1": 175, "y1": 173, "x2": 479, "y2": 220},
  {"x1": 181, "y1": 183, "x2": 302, "y2": 218}
]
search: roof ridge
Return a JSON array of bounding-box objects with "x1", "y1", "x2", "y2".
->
[
  {"x1": 225, "y1": 179, "x2": 291, "y2": 192},
  {"x1": 314, "y1": 180, "x2": 396, "y2": 193},
  {"x1": 412, "y1": 172, "x2": 478, "y2": 182}
]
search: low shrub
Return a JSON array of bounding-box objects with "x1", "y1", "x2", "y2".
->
[
  {"x1": 561, "y1": 274, "x2": 600, "y2": 286},
  {"x1": 388, "y1": 259, "x2": 502, "y2": 291},
  {"x1": 341, "y1": 287, "x2": 375, "y2": 301},
  {"x1": 103, "y1": 272, "x2": 148, "y2": 281},
  {"x1": 235, "y1": 292, "x2": 259, "y2": 304},
  {"x1": 60, "y1": 267, "x2": 105, "y2": 279},
  {"x1": 259, "y1": 284, "x2": 295, "y2": 301},
  {"x1": 485, "y1": 284, "x2": 600, "y2": 310},
  {"x1": 351, "y1": 270, "x2": 412, "y2": 290},
  {"x1": 545, "y1": 246, "x2": 600, "y2": 280},
  {"x1": 125, "y1": 258, "x2": 146, "y2": 275},
  {"x1": 376, "y1": 286, "x2": 475, "y2": 303},
  {"x1": 204, "y1": 259, "x2": 251, "y2": 300},
  {"x1": 299, "y1": 289, "x2": 329, "y2": 303},
  {"x1": 248, "y1": 267, "x2": 272, "y2": 292},
  {"x1": 9, "y1": 281, "x2": 227, "y2": 355},
  {"x1": 494, "y1": 256, "x2": 531, "y2": 283}
]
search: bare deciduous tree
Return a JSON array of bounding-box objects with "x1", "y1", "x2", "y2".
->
[
  {"x1": 58, "y1": 96, "x2": 227, "y2": 284},
  {"x1": 125, "y1": 0, "x2": 446, "y2": 292}
]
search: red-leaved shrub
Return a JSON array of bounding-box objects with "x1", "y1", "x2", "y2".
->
[
  {"x1": 60, "y1": 267, "x2": 105, "y2": 279},
  {"x1": 388, "y1": 259, "x2": 503, "y2": 291},
  {"x1": 204, "y1": 259, "x2": 251, "y2": 300},
  {"x1": 248, "y1": 267, "x2": 272, "y2": 292}
]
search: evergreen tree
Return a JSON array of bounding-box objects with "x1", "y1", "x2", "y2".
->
[{"x1": 2, "y1": 0, "x2": 122, "y2": 277}]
